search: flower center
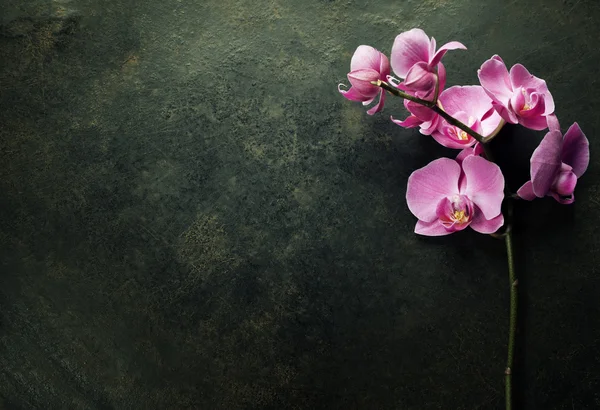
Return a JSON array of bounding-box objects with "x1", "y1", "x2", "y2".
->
[
  {"x1": 436, "y1": 195, "x2": 474, "y2": 232},
  {"x1": 449, "y1": 116, "x2": 476, "y2": 141},
  {"x1": 452, "y1": 209, "x2": 468, "y2": 222},
  {"x1": 521, "y1": 88, "x2": 531, "y2": 111},
  {"x1": 449, "y1": 127, "x2": 470, "y2": 141}
]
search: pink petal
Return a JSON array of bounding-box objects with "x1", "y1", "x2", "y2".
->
[
  {"x1": 456, "y1": 143, "x2": 484, "y2": 164},
  {"x1": 470, "y1": 212, "x2": 504, "y2": 234},
  {"x1": 456, "y1": 148, "x2": 472, "y2": 164},
  {"x1": 438, "y1": 85, "x2": 496, "y2": 120},
  {"x1": 366, "y1": 89, "x2": 386, "y2": 115},
  {"x1": 431, "y1": 111, "x2": 478, "y2": 149},
  {"x1": 403, "y1": 62, "x2": 437, "y2": 92},
  {"x1": 553, "y1": 167, "x2": 577, "y2": 196},
  {"x1": 461, "y1": 156, "x2": 505, "y2": 220},
  {"x1": 546, "y1": 113, "x2": 561, "y2": 131},
  {"x1": 415, "y1": 219, "x2": 453, "y2": 236},
  {"x1": 338, "y1": 84, "x2": 371, "y2": 102},
  {"x1": 509, "y1": 64, "x2": 544, "y2": 91},
  {"x1": 441, "y1": 222, "x2": 470, "y2": 233},
  {"x1": 379, "y1": 53, "x2": 391, "y2": 77},
  {"x1": 429, "y1": 37, "x2": 437, "y2": 60},
  {"x1": 480, "y1": 106, "x2": 496, "y2": 121},
  {"x1": 516, "y1": 180, "x2": 536, "y2": 201},
  {"x1": 406, "y1": 158, "x2": 461, "y2": 222},
  {"x1": 543, "y1": 91, "x2": 555, "y2": 115},
  {"x1": 510, "y1": 87, "x2": 526, "y2": 113},
  {"x1": 518, "y1": 114, "x2": 550, "y2": 131},
  {"x1": 431, "y1": 130, "x2": 475, "y2": 149},
  {"x1": 418, "y1": 116, "x2": 440, "y2": 135},
  {"x1": 391, "y1": 28, "x2": 431, "y2": 78},
  {"x1": 492, "y1": 101, "x2": 518, "y2": 124},
  {"x1": 405, "y1": 98, "x2": 436, "y2": 122},
  {"x1": 530, "y1": 130, "x2": 562, "y2": 197},
  {"x1": 437, "y1": 63, "x2": 447, "y2": 94},
  {"x1": 391, "y1": 114, "x2": 422, "y2": 128},
  {"x1": 509, "y1": 64, "x2": 555, "y2": 114},
  {"x1": 351, "y1": 45, "x2": 386, "y2": 73},
  {"x1": 347, "y1": 68, "x2": 380, "y2": 97},
  {"x1": 518, "y1": 92, "x2": 546, "y2": 118},
  {"x1": 429, "y1": 41, "x2": 467, "y2": 68},
  {"x1": 480, "y1": 109, "x2": 503, "y2": 137},
  {"x1": 478, "y1": 55, "x2": 513, "y2": 107},
  {"x1": 561, "y1": 122, "x2": 589, "y2": 178}
]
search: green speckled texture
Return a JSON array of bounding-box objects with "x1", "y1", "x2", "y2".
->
[{"x1": 1, "y1": 0, "x2": 599, "y2": 408}]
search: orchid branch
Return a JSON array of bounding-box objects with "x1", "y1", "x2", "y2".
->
[
  {"x1": 504, "y1": 229, "x2": 517, "y2": 410},
  {"x1": 372, "y1": 80, "x2": 494, "y2": 159},
  {"x1": 373, "y1": 79, "x2": 435, "y2": 107},
  {"x1": 372, "y1": 80, "x2": 489, "y2": 143},
  {"x1": 379, "y1": 75, "x2": 519, "y2": 406}
]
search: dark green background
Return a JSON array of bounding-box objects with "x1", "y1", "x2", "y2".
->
[{"x1": 1, "y1": 0, "x2": 599, "y2": 408}]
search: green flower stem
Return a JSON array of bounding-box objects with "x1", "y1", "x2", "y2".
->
[
  {"x1": 373, "y1": 79, "x2": 518, "y2": 409},
  {"x1": 504, "y1": 229, "x2": 517, "y2": 410}
]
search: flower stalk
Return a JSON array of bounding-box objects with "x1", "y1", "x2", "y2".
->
[
  {"x1": 373, "y1": 80, "x2": 488, "y2": 143},
  {"x1": 376, "y1": 77, "x2": 517, "y2": 409},
  {"x1": 504, "y1": 229, "x2": 517, "y2": 410},
  {"x1": 372, "y1": 80, "x2": 495, "y2": 159}
]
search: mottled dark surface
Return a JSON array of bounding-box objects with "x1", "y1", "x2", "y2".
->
[{"x1": 1, "y1": 0, "x2": 599, "y2": 409}]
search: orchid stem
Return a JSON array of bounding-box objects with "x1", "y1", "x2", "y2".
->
[
  {"x1": 374, "y1": 80, "x2": 436, "y2": 107},
  {"x1": 372, "y1": 80, "x2": 492, "y2": 146},
  {"x1": 375, "y1": 77, "x2": 516, "y2": 408},
  {"x1": 375, "y1": 78, "x2": 517, "y2": 409},
  {"x1": 504, "y1": 229, "x2": 517, "y2": 410}
]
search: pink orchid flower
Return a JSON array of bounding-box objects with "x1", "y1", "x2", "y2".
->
[
  {"x1": 338, "y1": 45, "x2": 390, "y2": 115},
  {"x1": 517, "y1": 122, "x2": 589, "y2": 204},
  {"x1": 431, "y1": 85, "x2": 503, "y2": 149},
  {"x1": 389, "y1": 64, "x2": 446, "y2": 135},
  {"x1": 478, "y1": 55, "x2": 555, "y2": 130},
  {"x1": 406, "y1": 156, "x2": 505, "y2": 236},
  {"x1": 391, "y1": 90, "x2": 441, "y2": 135},
  {"x1": 390, "y1": 28, "x2": 466, "y2": 95}
]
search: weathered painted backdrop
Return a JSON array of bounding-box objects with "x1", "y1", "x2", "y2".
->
[{"x1": 1, "y1": 0, "x2": 599, "y2": 408}]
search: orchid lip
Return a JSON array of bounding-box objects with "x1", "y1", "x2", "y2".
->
[{"x1": 437, "y1": 194, "x2": 474, "y2": 231}]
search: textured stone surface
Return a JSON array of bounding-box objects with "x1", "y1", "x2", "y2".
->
[{"x1": 1, "y1": 0, "x2": 599, "y2": 408}]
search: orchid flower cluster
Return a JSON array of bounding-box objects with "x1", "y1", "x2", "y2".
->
[
  {"x1": 339, "y1": 28, "x2": 590, "y2": 237},
  {"x1": 338, "y1": 28, "x2": 590, "y2": 410}
]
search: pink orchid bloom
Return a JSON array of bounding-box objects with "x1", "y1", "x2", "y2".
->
[
  {"x1": 517, "y1": 122, "x2": 589, "y2": 204},
  {"x1": 389, "y1": 64, "x2": 445, "y2": 135},
  {"x1": 391, "y1": 91, "x2": 440, "y2": 135},
  {"x1": 431, "y1": 85, "x2": 503, "y2": 149},
  {"x1": 338, "y1": 45, "x2": 390, "y2": 115},
  {"x1": 478, "y1": 55, "x2": 555, "y2": 130},
  {"x1": 406, "y1": 156, "x2": 505, "y2": 236},
  {"x1": 390, "y1": 28, "x2": 466, "y2": 95}
]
